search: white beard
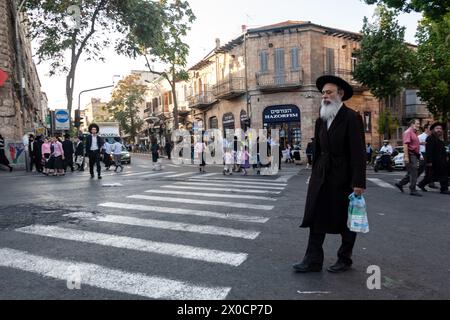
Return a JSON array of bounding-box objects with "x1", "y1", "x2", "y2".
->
[{"x1": 320, "y1": 98, "x2": 342, "y2": 122}]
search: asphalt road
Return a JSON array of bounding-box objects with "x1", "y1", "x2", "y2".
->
[{"x1": 0, "y1": 155, "x2": 449, "y2": 300}]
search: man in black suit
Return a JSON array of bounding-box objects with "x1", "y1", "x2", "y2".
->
[
  {"x1": 293, "y1": 75, "x2": 366, "y2": 274},
  {"x1": 62, "y1": 133, "x2": 75, "y2": 173},
  {"x1": 74, "y1": 136, "x2": 85, "y2": 171},
  {"x1": 33, "y1": 135, "x2": 44, "y2": 173},
  {"x1": 85, "y1": 123, "x2": 104, "y2": 179}
]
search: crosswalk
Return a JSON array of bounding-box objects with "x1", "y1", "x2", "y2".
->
[{"x1": 1, "y1": 171, "x2": 289, "y2": 300}]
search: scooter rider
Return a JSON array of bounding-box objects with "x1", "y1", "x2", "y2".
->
[{"x1": 378, "y1": 140, "x2": 393, "y2": 170}]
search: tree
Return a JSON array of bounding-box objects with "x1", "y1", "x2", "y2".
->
[
  {"x1": 131, "y1": 0, "x2": 196, "y2": 130},
  {"x1": 25, "y1": 0, "x2": 166, "y2": 126},
  {"x1": 107, "y1": 74, "x2": 147, "y2": 142},
  {"x1": 413, "y1": 13, "x2": 450, "y2": 126},
  {"x1": 364, "y1": 0, "x2": 450, "y2": 21},
  {"x1": 353, "y1": 5, "x2": 414, "y2": 138}
]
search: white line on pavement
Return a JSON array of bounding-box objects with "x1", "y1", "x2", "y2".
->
[
  {"x1": 145, "y1": 189, "x2": 277, "y2": 201},
  {"x1": 165, "y1": 172, "x2": 197, "y2": 178},
  {"x1": 162, "y1": 185, "x2": 281, "y2": 194},
  {"x1": 176, "y1": 181, "x2": 285, "y2": 190},
  {"x1": 193, "y1": 177, "x2": 288, "y2": 184},
  {"x1": 98, "y1": 202, "x2": 269, "y2": 223},
  {"x1": 128, "y1": 195, "x2": 274, "y2": 211},
  {"x1": 367, "y1": 178, "x2": 396, "y2": 189},
  {"x1": 190, "y1": 173, "x2": 220, "y2": 178},
  {"x1": 64, "y1": 213, "x2": 260, "y2": 240},
  {"x1": 122, "y1": 171, "x2": 175, "y2": 177},
  {"x1": 0, "y1": 248, "x2": 230, "y2": 300},
  {"x1": 139, "y1": 172, "x2": 178, "y2": 178},
  {"x1": 16, "y1": 225, "x2": 247, "y2": 266}
]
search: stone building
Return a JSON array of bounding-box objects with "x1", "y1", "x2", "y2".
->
[
  {"x1": 185, "y1": 21, "x2": 431, "y2": 154},
  {"x1": 83, "y1": 98, "x2": 112, "y2": 126},
  {"x1": 0, "y1": 0, "x2": 46, "y2": 140}
]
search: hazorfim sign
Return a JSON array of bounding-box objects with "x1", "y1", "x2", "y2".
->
[{"x1": 263, "y1": 105, "x2": 300, "y2": 123}]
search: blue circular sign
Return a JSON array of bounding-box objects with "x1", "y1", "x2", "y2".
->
[{"x1": 55, "y1": 110, "x2": 69, "y2": 123}]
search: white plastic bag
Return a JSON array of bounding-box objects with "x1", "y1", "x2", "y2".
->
[{"x1": 347, "y1": 193, "x2": 369, "y2": 233}]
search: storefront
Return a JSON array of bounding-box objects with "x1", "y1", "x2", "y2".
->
[
  {"x1": 222, "y1": 113, "x2": 235, "y2": 135},
  {"x1": 240, "y1": 110, "x2": 249, "y2": 131},
  {"x1": 263, "y1": 105, "x2": 301, "y2": 148}
]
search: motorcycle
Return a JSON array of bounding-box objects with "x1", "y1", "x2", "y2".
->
[{"x1": 373, "y1": 151, "x2": 394, "y2": 172}]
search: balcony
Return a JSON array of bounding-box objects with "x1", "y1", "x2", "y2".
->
[
  {"x1": 324, "y1": 69, "x2": 367, "y2": 91},
  {"x1": 405, "y1": 104, "x2": 430, "y2": 119},
  {"x1": 256, "y1": 70, "x2": 303, "y2": 92},
  {"x1": 213, "y1": 76, "x2": 245, "y2": 99},
  {"x1": 187, "y1": 91, "x2": 216, "y2": 110}
]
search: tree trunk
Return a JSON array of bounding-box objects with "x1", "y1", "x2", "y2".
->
[{"x1": 66, "y1": 30, "x2": 79, "y2": 130}]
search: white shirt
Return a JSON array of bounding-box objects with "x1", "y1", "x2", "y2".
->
[
  {"x1": 380, "y1": 145, "x2": 393, "y2": 154},
  {"x1": 112, "y1": 142, "x2": 123, "y2": 155},
  {"x1": 90, "y1": 135, "x2": 99, "y2": 151},
  {"x1": 327, "y1": 103, "x2": 343, "y2": 129},
  {"x1": 418, "y1": 132, "x2": 428, "y2": 154},
  {"x1": 104, "y1": 142, "x2": 111, "y2": 154}
]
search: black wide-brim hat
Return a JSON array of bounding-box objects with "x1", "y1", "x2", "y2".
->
[
  {"x1": 316, "y1": 75, "x2": 354, "y2": 101},
  {"x1": 430, "y1": 122, "x2": 446, "y2": 131},
  {"x1": 88, "y1": 123, "x2": 100, "y2": 133}
]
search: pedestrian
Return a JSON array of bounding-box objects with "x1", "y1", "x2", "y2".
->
[
  {"x1": 103, "y1": 139, "x2": 112, "y2": 171},
  {"x1": 85, "y1": 123, "x2": 104, "y2": 179},
  {"x1": 379, "y1": 140, "x2": 394, "y2": 171},
  {"x1": 195, "y1": 134, "x2": 206, "y2": 173},
  {"x1": 293, "y1": 75, "x2": 366, "y2": 274},
  {"x1": 74, "y1": 136, "x2": 85, "y2": 171},
  {"x1": 305, "y1": 138, "x2": 314, "y2": 169},
  {"x1": 418, "y1": 122, "x2": 450, "y2": 195},
  {"x1": 150, "y1": 137, "x2": 161, "y2": 171},
  {"x1": 223, "y1": 148, "x2": 233, "y2": 175},
  {"x1": 62, "y1": 133, "x2": 75, "y2": 173},
  {"x1": 50, "y1": 136, "x2": 65, "y2": 176},
  {"x1": 165, "y1": 140, "x2": 173, "y2": 160},
  {"x1": 241, "y1": 145, "x2": 250, "y2": 176},
  {"x1": 0, "y1": 134, "x2": 13, "y2": 172},
  {"x1": 366, "y1": 143, "x2": 373, "y2": 165},
  {"x1": 112, "y1": 137, "x2": 124, "y2": 173},
  {"x1": 395, "y1": 119, "x2": 422, "y2": 196},
  {"x1": 417, "y1": 124, "x2": 437, "y2": 189},
  {"x1": 28, "y1": 134, "x2": 36, "y2": 172},
  {"x1": 33, "y1": 135, "x2": 44, "y2": 173},
  {"x1": 41, "y1": 137, "x2": 51, "y2": 175}
]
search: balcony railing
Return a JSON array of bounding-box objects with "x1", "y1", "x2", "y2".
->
[
  {"x1": 256, "y1": 70, "x2": 303, "y2": 91},
  {"x1": 187, "y1": 91, "x2": 216, "y2": 109},
  {"x1": 213, "y1": 76, "x2": 245, "y2": 99}
]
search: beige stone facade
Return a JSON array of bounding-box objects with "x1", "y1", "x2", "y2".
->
[
  {"x1": 183, "y1": 21, "x2": 386, "y2": 155},
  {"x1": 0, "y1": 0, "x2": 46, "y2": 140},
  {"x1": 83, "y1": 98, "x2": 113, "y2": 126}
]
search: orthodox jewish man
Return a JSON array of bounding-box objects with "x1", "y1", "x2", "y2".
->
[
  {"x1": 293, "y1": 75, "x2": 366, "y2": 273},
  {"x1": 85, "y1": 123, "x2": 104, "y2": 179}
]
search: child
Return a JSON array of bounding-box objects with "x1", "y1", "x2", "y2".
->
[
  {"x1": 112, "y1": 137, "x2": 124, "y2": 173},
  {"x1": 241, "y1": 146, "x2": 250, "y2": 176},
  {"x1": 223, "y1": 149, "x2": 233, "y2": 175}
]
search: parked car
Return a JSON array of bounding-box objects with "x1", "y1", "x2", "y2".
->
[{"x1": 392, "y1": 146, "x2": 405, "y2": 170}]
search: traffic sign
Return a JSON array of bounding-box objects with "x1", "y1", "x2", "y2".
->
[{"x1": 54, "y1": 109, "x2": 70, "y2": 130}]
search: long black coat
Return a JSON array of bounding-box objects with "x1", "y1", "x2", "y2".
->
[
  {"x1": 301, "y1": 105, "x2": 366, "y2": 234},
  {"x1": 85, "y1": 135, "x2": 104, "y2": 156},
  {"x1": 425, "y1": 133, "x2": 448, "y2": 180}
]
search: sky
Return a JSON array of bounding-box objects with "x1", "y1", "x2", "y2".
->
[{"x1": 34, "y1": 0, "x2": 423, "y2": 111}]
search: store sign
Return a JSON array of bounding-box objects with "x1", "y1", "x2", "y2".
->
[
  {"x1": 263, "y1": 105, "x2": 300, "y2": 123},
  {"x1": 54, "y1": 109, "x2": 70, "y2": 130},
  {"x1": 222, "y1": 113, "x2": 235, "y2": 126},
  {"x1": 0, "y1": 68, "x2": 8, "y2": 87}
]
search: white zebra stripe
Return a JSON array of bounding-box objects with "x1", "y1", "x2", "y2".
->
[
  {"x1": 16, "y1": 225, "x2": 247, "y2": 266},
  {"x1": 128, "y1": 195, "x2": 274, "y2": 211},
  {"x1": 176, "y1": 181, "x2": 285, "y2": 191},
  {"x1": 64, "y1": 213, "x2": 260, "y2": 239},
  {"x1": 145, "y1": 189, "x2": 276, "y2": 201},
  {"x1": 162, "y1": 185, "x2": 281, "y2": 194},
  {"x1": 0, "y1": 248, "x2": 230, "y2": 300},
  {"x1": 187, "y1": 179, "x2": 287, "y2": 187},
  {"x1": 165, "y1": 172, "x2": 196, "y2": 178},
  {"x1": 98, "y1": 202, "x2": 269, "y2": 223},
  {"x1": 367, "y1": 178, "x2": 396, "y2": 189}
]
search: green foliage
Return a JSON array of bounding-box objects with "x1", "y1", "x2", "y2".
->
[
  {"x1": 353, "y1": 5, "x2": 415, "y2": 100},
  {"x1": 106, "y1": 75, "x2": 147, "y2": 141},
  {"x1": 412, "y1": 13, "x2": 450, "y2": 122},
  {"x1": 364, "y1": 0, "x2": 450, "y2": 21}
]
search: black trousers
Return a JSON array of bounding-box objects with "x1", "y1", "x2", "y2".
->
[
  {"x1": 303, "y1": 228, "x2": 357, "y2": 266},
  {"x1": 418, "y1": 167, "x2": 449, "y2": 192},
  {"x1": 88, "y1": 150, "x2": 102, "y2": 176}
]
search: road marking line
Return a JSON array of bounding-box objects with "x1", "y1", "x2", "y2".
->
[
  {"x1": 145, "y1": 189, "x2": 276, "y2": 201},
  {"x1": 122, "y1": 171, "x2": 171, "y2": 177},
  {"x1": 139, "y1": 172, "x2": 177, "y2": 178},
  {"x1": 98, "y1": 202, "x2": 269, "y2": 223},
  {"x1": 193, "y1": 177, "x2": 287, "y2": 184},
  {"x1": 176, "y1": 181, "x2": 285, "y2": 190},
  {"x1": 64, "y1": 213, "x2": 260, "y2": 239},
  {"x1": 16, "y1": 225, "x2": 247, "y2": 266},
  {"x1": 162, "y1": 185, "x2": 281, "y2": 194},
  {"x1": 0, "y1": 248, "x2": 230, "y2": 300},
  {"x1": 190, "y1": 173, "x2": 220, "y2": 178},
  {"x1": 128, "y1": 195, "x2": 274, "y2": 211},
  {"x1": 165, "y1": 172, "x2": 196, "y2": 178},
  {"x1": 367, "y1": 178, "x2": 396, "y2": 189}
]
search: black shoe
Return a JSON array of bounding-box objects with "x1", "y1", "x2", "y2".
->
[
  {"x1": 90, "y1": 175, "x2": 94, "y2": 179},
  {"x1": 292, "y1": 261, "x2": 322, "y2": 273},
  {"x1": 440, "y1": 190, "x2": 450, "y2": 195},
  {"x1": 9, "y1": 166, "x2": 13, "y2": 172},
  {"x1": 98, "y1": 176, "x2": 102, "y2": 180},
  {"x1": 418, "y1": 185, "x2": 428, "y2": 192},
  {"x1": 395, "y1": 183, "x2": 404, "y2": 193},
  {"x1": 410, "y1": 191, "x2": 423, "y2": 197},
  {"x1": 327, "y1": 262, "x2": 352, "y2": 273}
]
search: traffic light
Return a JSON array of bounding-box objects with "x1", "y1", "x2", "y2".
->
[{"x1": 74, "y1": 109, "x2": 83, "y2": 128}]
